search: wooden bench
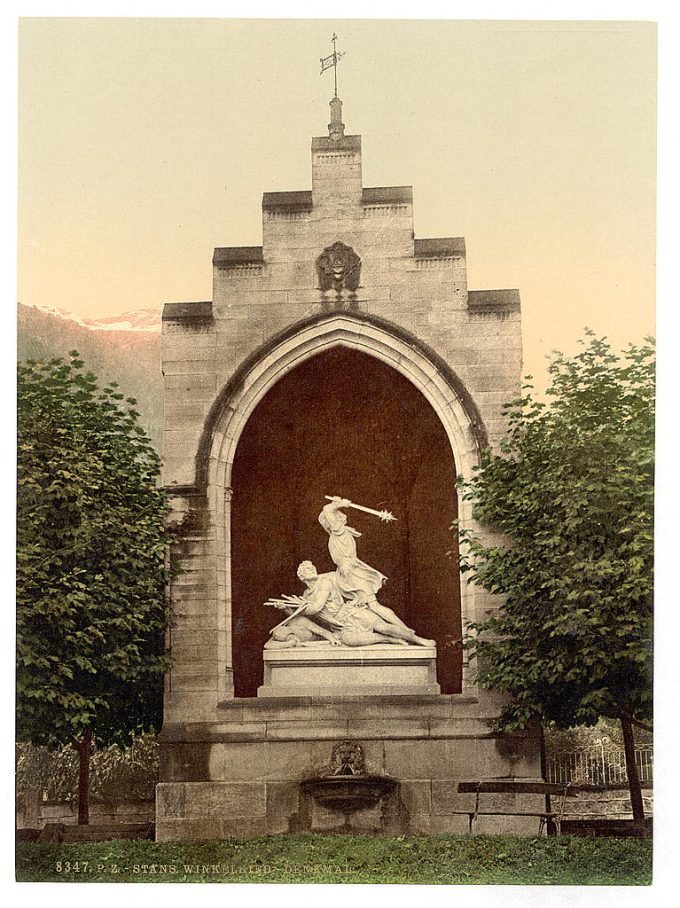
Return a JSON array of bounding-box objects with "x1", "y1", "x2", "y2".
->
[{"x1": 455, "y1": 780, "x2": 576, "y2": 835}]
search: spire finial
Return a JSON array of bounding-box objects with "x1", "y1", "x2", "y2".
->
[{"x1": 320, "y1": 33, "x2": 347, "y2": 139}]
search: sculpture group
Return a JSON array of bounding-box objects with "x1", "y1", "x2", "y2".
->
[{"x1": 265, "y1": 497, "x2": 434, "y2": 649}]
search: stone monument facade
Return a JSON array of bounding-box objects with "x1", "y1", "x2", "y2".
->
[{"x1": 157, "y1": 99, "x2": 541, "y2": 839}]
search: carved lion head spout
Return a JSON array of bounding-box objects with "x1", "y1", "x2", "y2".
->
[
  {"x1": 316, "y1": 242, "x2": 361, "y2": 293},
  {"x1": 330, "y1": 740, "x2": 366, "y2": 776}
]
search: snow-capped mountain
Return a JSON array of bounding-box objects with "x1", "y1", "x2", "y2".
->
[
  {"x1": 24, "y1": 303, "x2": 162, "y2": 334},
  {"x1": 18, "y1": 302, "x2": 164, "y2": 449}
]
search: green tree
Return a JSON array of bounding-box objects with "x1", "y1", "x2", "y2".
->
[
  {"x1": 459, "y1": 333, "x2": 653, "y2": 821},
  {"x1": 17, "y1": 353, "x2": 171, "y2": 824}
]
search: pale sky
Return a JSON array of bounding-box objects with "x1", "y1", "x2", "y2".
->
[{"x1": 18, "y1": 18, "x2": 656, "y2": 385}]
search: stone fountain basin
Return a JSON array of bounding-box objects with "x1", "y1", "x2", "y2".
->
[{"x1": 301, "y1": 774, "x2": 397, "y2": 813}]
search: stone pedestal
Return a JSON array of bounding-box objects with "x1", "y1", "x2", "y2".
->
[
  {"x1": 156, "y1": 694, "x2": 543, "y2": 840},
  {"x1": 258, "y1": 643, "x2": 440, "y2": 697}
]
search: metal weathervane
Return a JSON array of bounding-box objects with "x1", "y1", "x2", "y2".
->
[{"x1": 320, "y1": 32, "x2": 346, "y2": 98}]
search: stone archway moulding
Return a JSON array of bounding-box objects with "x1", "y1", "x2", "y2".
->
[
  {"x1": 192, "y1": 310, "x2": 488, "y2": 493},
  {"x1": 198, "y1": 312, "x2": 488, "y2": 696},
  {"x1": 210, "y1": 316, "x2": 485, "y2": 489}
]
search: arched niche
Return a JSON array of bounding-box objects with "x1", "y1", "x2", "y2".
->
[{"x1": 202, "y1": 314, "x2": 486, "y2": 697}]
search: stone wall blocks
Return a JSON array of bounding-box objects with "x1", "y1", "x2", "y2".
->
[
  {"x1": 215, "y1": 327, "x2": 265, "y2": 352},
  {"x1": 474, "y1": 390, "x2": 519, "y2": 415},
  {"x1": 164, "y1": 384, "x2": 217, "y2": 404},
  {"x1": 164, "y1": 373, "x2": 218, "y2": 395},
  {"x1": 161, "y1": 449, "x2": 202, "y2": 480},
  {"x1": 169, "y1": 628, "x2": 223, "y2": 648},
  {"x1": 233, "y1": 290, "x2": 291, "y2": 306},
  {"x1": 347, "y1": 718, "x2": 431, "y2": 739},
  {"x1": 371, "y1": 697, "x2": 450, "y2": 719},
  {"x1": 283, "y1": 289, "x2": 328, "y2": 306},
  {"x1": 162, "y1": 401, "x2": 212, "y2": 424},
  {"x1": 155, "y1": 782, "x2": 186, "y2": 818},
  {"x1": 212, "y1": 303, "x2": 257, "y2": 321},
  {"x1": 468, "y1": 363, "x2": 521, "y2": 381},
  {"x1": 209, "y1": 743, "x2": 268, "y2": 781},
  {"x1": 383, "y1": 740, "x2": 435, "y2": 779},
  {"x1": 207, "y1": 743, "x2": 226, "y2": 779},
  {"x1": 212, "y1": 318, "x2": 264, "y2": 340},
  {"x1": 160, "y1": 740, "x2": 213, "y2": 780},
  {"x1": 427, "y1": 718, "x2": 492, "y2": 738},
  {"x1": 169, "y1": 613, "x2": 220, "y2": 632},
  {"x1": 357, "y1": 740, "x2": 386, "y2": 774},
  {"x1": 205, "y1": 741, "x2": 316, "y2": 781},
  {"x1": 383, "y1": 739, "x2": 481, "y2": 780},
  {"x1": 398, "y1": 780, "x2": 433, "y2": 817},
  {"x1": 162, "y1": 319, "x2": 214, "y2": 336},
  {"x1": 172, "y1": 581, "x2": 218, "y2": 606},
  {"x1": 242, "y1": 700, "x2": 314, "y2": 722},
  {"x1": 162, "y1": 359, "x2": 218, "y2": 378},
  {"x1": 169, "y1": 644, "x2": 219, "y2": 663},
  {"x1": 162, "y1": 349, "x2": 215, "y2": 367},
  {"x1": 264, "y1": 742, "x2": 315, "y2": 779},
  {"x1": 427, "y1": 814, "x2": 471, "y2": 835},
  {"x1": 405, "y1": 812, "x2": 433, "y2": 835},
  {"x1": 308, "y1": 698, "x2": 384, "y2": 721},
  {"x1": 219, "y1": 816, "x2": 268, "y2": 837},
  {"x1": 214, "y1": 722, "x2": 270, "y2": 741},
  {"x1": 265, "y1": 781, "x2": 301, "y2": 834},
  {"x1": 262, "y1": 219, "x2": 312, "y2": 237},
  {"x1": 170, "y1": 553, "x2": 218, "y2": 573},
  {"x1": 163, "y1": 693, "x2": 225, "y2": 724},
  {"x1": 212, "y1": 273, "x2": 267, "y2": 294},
  {"x1": 169, "y1": 674, "x2": 221, "y2": 692},
  {"x1": 162, "y1": 330, "x2": 216, "y2": 349},
  {"x1": 337, "y1": 286, "x2": 393, "y2": 303},
  {"x1": 155, "y1": 817, "x2": 223, "y2": 841},
  {"x1": 215, "y1": 782, "x2": 267, "y2": 817},
  {"x1": 361, "y1": 270, "x2": 395, "y2": 288},
  {"x1": 264, "y1": 720, "x2": 350, "y2": 741},
  {"x1": 458, "y1": 327, "x2": 522, "y2": 346},
  {"x1": 161, "y1": 456, "x2": 199, "y2": 488},
  {"x1": 172, "y1": 539, "x2": 216, "y2": 559},
  {"x1": 468, "y1": 375, "x2": 521, "y2": 394},
  {"x1": 171, "y1": 662, "x2": 222, "y2": 680},
  {"x1": 409, "y1": 271, "x2": 467, "y2": 289},
  {"x1": 431, "y1": 780, "x2": 476, "y2": 815}
]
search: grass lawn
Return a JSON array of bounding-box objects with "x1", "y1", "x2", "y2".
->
[{"x1": 16, "y1": 834, "x2": 652, "y2": 885}]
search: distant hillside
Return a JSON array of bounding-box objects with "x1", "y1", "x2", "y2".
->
[{"x1": 17, "y1": 304, "x2": 163, "y2": 451}]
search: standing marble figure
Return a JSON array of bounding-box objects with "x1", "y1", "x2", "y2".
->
[{"x1": 319, "y1": 496, "x2": 410, "y2": 629}]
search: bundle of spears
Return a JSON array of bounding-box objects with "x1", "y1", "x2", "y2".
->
[
  {"x1": 264, "y1": 594, "x2": 308, "y2": 611},
  {"x1": 263, "y1": 594, "x2": 310, "y2": 632}
]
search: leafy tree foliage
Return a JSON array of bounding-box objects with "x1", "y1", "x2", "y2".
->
[
  {"x1": 17, "y1": 353, "x2": 171, "y2": 819},
  {"x1": 459, "y1": 334, "x2": 653, "y2": 816}
]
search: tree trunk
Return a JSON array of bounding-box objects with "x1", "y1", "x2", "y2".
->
[
  {"x1": 75, "y1": 729, "x2": 92, "y2": 825},
  {"x1": 538, "y1": 724, "x2": 551, "y2": 810},
  {"x1": 620, "y1": 713, "x2": 645, "y2": 823}
]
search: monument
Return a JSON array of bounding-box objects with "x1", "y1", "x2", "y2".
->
[
  {"x1": 260, "y1": 497, "x2": 438, "y2": 698},
  {"x1": 156, "y1": 66, "x2": 542, "y2": 837}
]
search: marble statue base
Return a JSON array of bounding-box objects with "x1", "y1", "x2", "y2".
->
[{"x1": 257, "y1": 642, "x2": 440, "y2": 697}]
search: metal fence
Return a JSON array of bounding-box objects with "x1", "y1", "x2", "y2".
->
[{"x1": 545, "y1": 744, "x2": 653, "y2": 786}]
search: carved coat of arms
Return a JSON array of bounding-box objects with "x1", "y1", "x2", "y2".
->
[{"x1": 316, "y1": 241, "x2": 361, "y2": 292}]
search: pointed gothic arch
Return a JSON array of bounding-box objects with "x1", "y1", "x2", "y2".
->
[{"x1": 195, "y1": 312, "x2": 488, "y2": 697}]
